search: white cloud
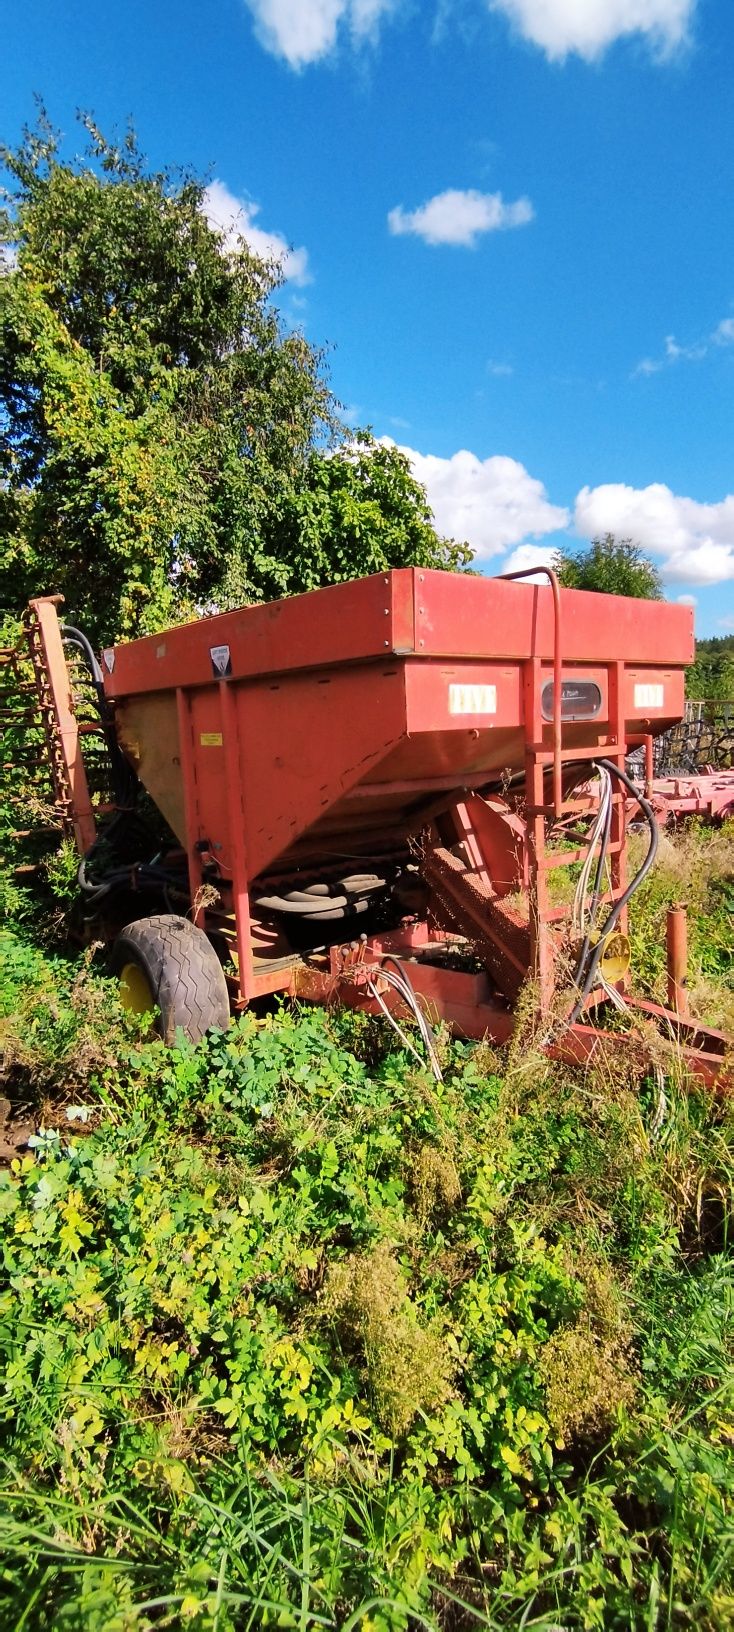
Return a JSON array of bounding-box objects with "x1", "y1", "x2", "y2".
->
[
  {"x1": 241, "y1": 0, "x2": 398, "y2": 67},
  {"x1": 241, "y1": 0, "x2": 695, "y2": 69},
  {"x1": 574, "y1": 483, "x2": 734, "y2": 586},
  {"x1": 676, "y1": 593, "x2": 697, "y2": 606},
  {"x1": 376, "y1": 438, "x2": 734, "y2": 591},
  {"x1": 664, "y1": 333, "x2": 707, "y2": 363},
  {"x1": 489, "y1": 0, "x2": 694, "y2": 61},
  {"x1": 386, "y1": 442, "x2": 568, "y2": 557},
  {"x1": 387, "y1": 188, "x2": 534, "y2": 247},
  {"x1": 633, "y1": 356, "x2": 663, "y2": 378},
  {"x1": 634, "y1": 312, "x2": 734, "y2": 376},
  {"x1": 503, "y1": 542, "x2": 560, "y2": 578},
  {"x1": 203, "y1": 180, "x2": 310, "y2": 285}
]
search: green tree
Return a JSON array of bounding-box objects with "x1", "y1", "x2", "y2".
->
[
  {"x1": 1, "y1": 113, "x2": 467, "y2": 646},
  {"x1": 686, "y1": 635, "x2": 734, "y2": 701},
  {"x1": 258, "y1": 433, "x2": 473, "y2": 593},
  {"x1": 553, "y1": 534, "x2": 663, "y2": 599},
  {"x1": 0, "y1": 113, "x2": 334, "y2": 644}
]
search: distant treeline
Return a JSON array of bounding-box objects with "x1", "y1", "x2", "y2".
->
[{"x1": 687, "y1": 635, "x2": 734, "y2": 701}]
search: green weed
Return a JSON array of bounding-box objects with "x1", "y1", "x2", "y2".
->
[{"x1": 0, "y1": 830, "x2": 733, "y2": 1629}]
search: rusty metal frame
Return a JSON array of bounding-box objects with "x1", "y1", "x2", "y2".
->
[{"x1": 26, "y1": 597, "x2": 97, "y2": 856}]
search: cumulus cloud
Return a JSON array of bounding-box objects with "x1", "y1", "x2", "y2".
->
[
  {"x1": 386, "y1": 442, "x2": 568, "y2": 558},
  {"x1": 503, "y1": 542, "x2": 560, "y2": 578},
  {"x1": 574, "y1": 483, "x2": 734, "y2": 586},
  {"x1": 379, "y1": 439, "x2": 734, "y2": 590},
  {"x1": 488, "y1": 0, "x2": 695, "y2": 61},
  {"x1": 241, "y1": 0, "x2": 398, "y2": 67},
  {"x1": 203, "y1": 180, "x2": 310, "y2": 285},
  {"x1": 241, "y1": 0, "x2": 695, "y2": 68},
  {"x1": 387, "y1": 189, "x2": 534, "y2": 248}
]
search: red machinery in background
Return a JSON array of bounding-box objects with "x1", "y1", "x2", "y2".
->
[
  {"x1": 21, "y1": 570, "x2": 732, "y2": 1088},
  {"x1": 624, "y1": 770, "x2": 734, "y2": 827}
]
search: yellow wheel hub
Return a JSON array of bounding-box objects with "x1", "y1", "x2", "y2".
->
[
  {"x1": 119, "y1": 961, "x2": 156, "y2": 1016},
  {"x1": 598, "y1": 931, "x2": 631, "y2": 985}
]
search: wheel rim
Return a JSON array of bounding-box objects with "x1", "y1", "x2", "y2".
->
[{"x1": 119, "y1": 960, "x2": 155, "y2": 1015}]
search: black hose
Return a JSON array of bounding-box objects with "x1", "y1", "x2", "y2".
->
[
  {"x1": 61, "y1": 624, "x2": 138, "y2": 807},
  {"x1": 568, "y1": 756, "x2": 659, "y2": 1024},
  {"x1": 61, "y1": 625, "x2": 104, "y2": 686}
]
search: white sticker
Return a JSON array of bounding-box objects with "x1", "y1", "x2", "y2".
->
[
  {"x1": 210, "y1": 644, "x2": 232, "y2": 678},
  {"x1": 448, "y1": 683, "x2": 497, "y2": 716},
  {"x1": 634, "y1": 683, "x2": 664, "y2": 709},
  {"x1": 102, "y1": 648, "x2": 115, "y2": 673}
]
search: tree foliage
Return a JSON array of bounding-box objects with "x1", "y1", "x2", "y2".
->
[
  {"x1": 0, "y1": 113, "x2": 467, "y2": 646},
  {"x1": 687, "y1": 635, "x2": 734, "y2": 701},
  {"x1": 553, "y1": 534, "x2": 663, "y2": 600},
  {"x1": 259, "y1": 434, "x2": 473, "y2": 594}
]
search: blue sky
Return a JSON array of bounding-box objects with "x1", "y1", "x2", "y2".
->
[{"x1": 3, "y1": 0, "x2": 734, "y2": 635}]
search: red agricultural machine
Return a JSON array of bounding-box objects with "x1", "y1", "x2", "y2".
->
[{"x1": 7, "y1": 570, "x2": 732, "y2": 1088}]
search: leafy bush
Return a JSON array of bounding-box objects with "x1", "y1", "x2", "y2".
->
[{"x1": 1, "y1": 916, "x2": 734, "y2": 1628}]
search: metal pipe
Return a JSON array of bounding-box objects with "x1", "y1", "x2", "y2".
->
[
  {"x1": 497, "y1": 566, "x2": 563, "y2": 816},
  {"x1": 667, "y1": 903, "x2": 689, "y2": 1016},
  {"x1": 644, "y1": 733, "x2": 654, "y2": 798}
]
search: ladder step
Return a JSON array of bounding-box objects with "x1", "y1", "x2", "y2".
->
[
  {"x1": 527, "y1": 743, "x2": 623, "y2": 766},
  {"x1": 539, "y1": 838, "x2": 625, "y2": 870},
  {"x1": 544, "y1": 893, "x2": 622, "y2": 924}
]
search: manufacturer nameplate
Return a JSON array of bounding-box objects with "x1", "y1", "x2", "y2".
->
[
  {"x1": 634, "y1": 684, "x2": 664, "y2": 709},
  {"x1": 448, "y1": 683, "x2": 497, "y2": 715}
]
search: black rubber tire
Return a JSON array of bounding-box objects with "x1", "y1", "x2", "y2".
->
[{"x1": 111, "y1": 914, "x2": 231, "y2": 1044}]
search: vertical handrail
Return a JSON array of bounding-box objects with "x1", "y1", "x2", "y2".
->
[{"x1": 496, "y1": 567, "x2": 563, "y2": 817}]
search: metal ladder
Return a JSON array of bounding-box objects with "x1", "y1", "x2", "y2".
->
[{"x1": 1, "y1": 599, "x2": 97, "y2": 859}]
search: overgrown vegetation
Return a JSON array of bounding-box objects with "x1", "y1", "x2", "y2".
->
[
  {"x1": 687, "y1": 637, "x2": 734, "y2": 703},
  {"x1": 1, "y1": 819, "x2": 733, "y2": 1629}
]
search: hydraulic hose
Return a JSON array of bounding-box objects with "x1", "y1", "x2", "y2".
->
[
  {"x1": 568, "y1": 756, "x2": 659, "y2": 1025},
  {"x1": 61, "y1": 624, "x2": 138, "y2": 807},
  {"x1": 61, "y1": 624, "x2": 104, "y2": 687}
]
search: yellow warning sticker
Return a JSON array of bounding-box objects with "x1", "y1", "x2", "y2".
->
[{"x1": 200, "y1": 732, "x2": 223, "y2": 747}]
